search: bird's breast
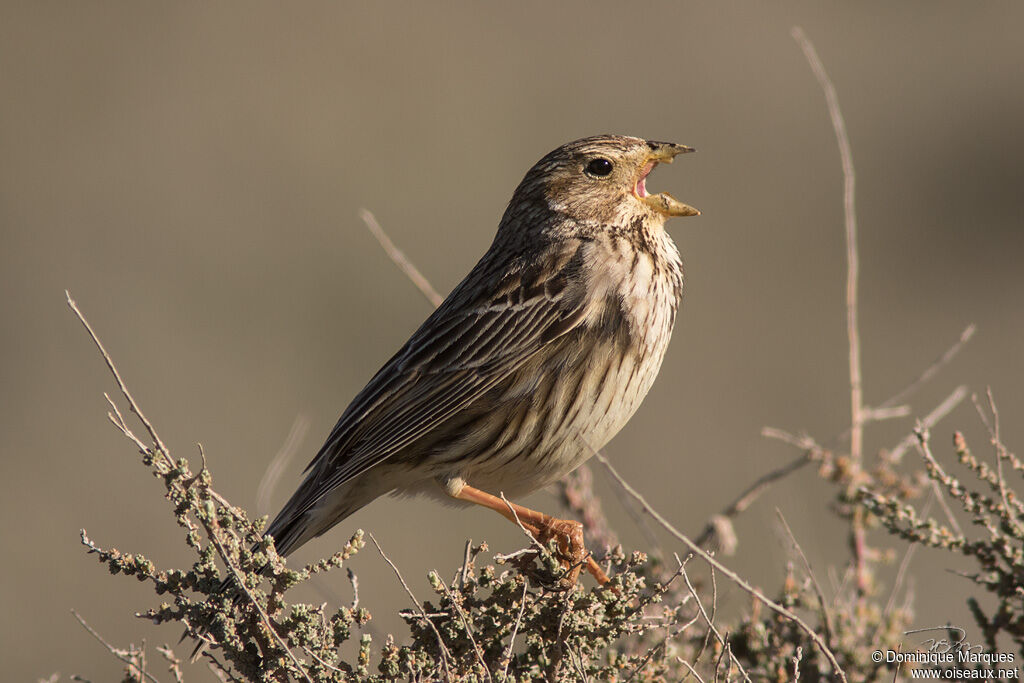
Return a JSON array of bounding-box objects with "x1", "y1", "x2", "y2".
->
[{"x1": 582, "y1": 231, "x2": 683, "y2": 356}]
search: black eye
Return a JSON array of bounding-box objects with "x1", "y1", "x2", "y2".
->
[{"x1": 585, "y1": 158, "x2": 613, "y2": 177}]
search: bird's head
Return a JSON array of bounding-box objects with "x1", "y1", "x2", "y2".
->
[{"x1": 509, "y1": 134, "x2": 699, "y2": 230}]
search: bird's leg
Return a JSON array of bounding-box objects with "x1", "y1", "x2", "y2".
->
[{"x1": 452, "y1": 484, "x2": 610, "y2": 586}]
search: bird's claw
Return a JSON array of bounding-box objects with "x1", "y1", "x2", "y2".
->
[{"x1": 535, "y1": 518, "x2": 589, "y2": 588}]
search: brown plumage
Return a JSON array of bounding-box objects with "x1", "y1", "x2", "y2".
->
[{"x1": 269, "y1": 134, "x2": 698, "y2": 579}]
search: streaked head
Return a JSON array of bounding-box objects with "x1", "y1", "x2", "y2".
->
[{"x1": 510, "y1": 134, "x2": 699, "y2": 228}]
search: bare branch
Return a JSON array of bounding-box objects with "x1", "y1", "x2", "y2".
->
[
  {"x1": 876, "y1": 490, "x2": 935, "y2": 639},
  {"x1": 436, "y1": 574, "x2": 493, "y2": 683},
  {"x1": 203, "y1": 520, "x2": 314, "y2": 682},
  {"x1": 792, "y1": 25, "x2": 868, "y2": 599},
  {"x1": 72, "y1": 610, "x2": 161, "y2": 683},
  {"x1": 974, "y1": 389, "x2": 1024, "y2": 538},
  {"x1": 359, "y1": 209, "x2": 444, "y2": 308},
  {"x1": 677, "y1": 656, "x2": 708, "y2": 683},
  {"x1": 776, "y1": 509, "x2": 835, "y2": 647},
  {"x1": 889, "y1": 385, "x2": 969, "y2": 462},
  {"x1": 498, "y1": 492, "x2": 550, "y2": 558},
  {"x1": 790, "y1": 27, "x2": 862, "y2": 458},
  {"x1": 879, "y1": 324, "x2": 976, "y2": 409},
  {"x1": 695, "y1": 448, "x2": 817, "y2": 548},
  {"x1": 912, "y1": 426, "x2": 964, "y2": 537},
  {"x1": 66, "y1": 292, "x2": 173, "y2": 469},
  {"x1": 502, "y1": 579, "x2": 530, "y2": 680},
  {"x1": 681, "y1": 564, "x2": 751, "y2": 683},
  {"x1": 104, "y1": 392, "x2": 150, "y2": 454},
  {"x1": 761, "y1": 428, "x2": 822, "y2": 452},
  {"x1": 154, "y1": 645, "x2": 185, "y2": 683},
  {"x1": 591, "y1": 450, "x2": 848, "y2": 683},
  {"x1": 863, "y1": 405, "x2": 912, "y2": 423},
  {"x1": 369, "y1": 533, "x2": 452, "y2": 680},
  {"x1": 458, "y1": 539, "x2": 473, "y2": 590}
]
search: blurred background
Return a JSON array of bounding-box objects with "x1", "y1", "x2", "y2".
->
[{"x1": 2, "y1": 2, "x2": 1022, "y2": 679}]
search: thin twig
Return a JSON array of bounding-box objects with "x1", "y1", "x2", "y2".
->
[
  {"x1": 792, "y1": 25, "x2": 869, "y2": 600},
  {"x1": 67, "y1": 292, "x2": 174, "y2": 468},
  {"x1": 567, "y1": 645, "x2": 591, "y2": 683},
  {"x1": 761, "y1": 428, "x2": 821, "y2": 452},
  {"x1": 502, "y1": 578, "x2": 530, "y2": 679},
  {"x1": 623, "y1": 640, "x2": 665, "y2": 683},
  {"x1": 831, "y1": 565, "x2": 855, "y2": 611},
  {"x1": 791, "y1": 26, "x2": 862, "y2": 462},
  {"x1": 204, "y1": 522, "x2": 314, "y2": 682},
  {"x1": 591, "y1": 450, "x2": 848, "y2": 683},
  {"x1": 155, "y1": 645, "x2": 185, "y2": 683},
  {"x1": 205, "y1": 652, "x2": 244, "y2": 683},
  {"x1": 66, "y1": 296, "x2": 298, "y2": 674},
  {"x1": 975, "y1": 388, "x2": 1024, "y2": 538},
  {"x1": 912, "y1": 427, "x2": 964, "y2": 537},
  {"x1": 681, "y1": 564, "x2": 751, "y2": 683},
  {"x1": 437, "y1": 574, "x2": 493, "y2": 683},
  {"x1": 359, "y1": 209, "x2": 444, "y2": 308},
  {"x1": 712, "y1": 641, "x2": 726, "y2": 683},
  {"x1": 695, "y1": 450, "x2": 816, "y2": 547},
  {"x1": 104, "y1": 392, "x2": 150, "y2": 454},
  {"x1": 628, "y1": 556, "x2": 701, "y2": 681},
  {"x1": 689, "y1": 561, "x2": 716, "y2": 671},
  {"x1": 862, "y1": 405, "x2": 912, "y2": 423},
  {"x1": 678, "y1": 657, "x2": 708, "y2": 683},
  {"x1": 889, "y1": 385, "x2": 969, "y2": 462},
  {"x1": 458, "y1": 539, "x2": 473, "y2": 590},
  {"x1": 827, "y1": 325, "x2": 976, "y2": 447},
  {"x1": 302, "y1": 646, "x2": 345, "y2": 674},
  {"x1": 879, "y1": 325, "x2": 976, "y2": 409},
  {"x1": 775, "y1": 509, "x2": 835, "y2": 647},
  {"x1": 600, "y1": 459, "x2": 663, "y2": 553},
  {"x1": 368, "y1": 533, "x2": 452, "y2": 680},
  {"x1": 72, "y1": 610, "x2": 161, "y2": 683},
  {"x1": 875, "y1": 490, "x2": 935, "y2": 640},
  {"x1": 986, "y1": 388, "x2": 1015, "y2": 531},
  {"x1": 498, "y1": 492, "x2": 550, "y2": 557}
]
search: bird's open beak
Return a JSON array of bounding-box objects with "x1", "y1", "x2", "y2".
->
[{"x1": 635, "y1": 142, "x2": 700, "y2": 217}]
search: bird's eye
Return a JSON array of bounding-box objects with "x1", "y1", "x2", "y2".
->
[{"x1": 585, "y1": 158, "x2": 613, "y2": 177}]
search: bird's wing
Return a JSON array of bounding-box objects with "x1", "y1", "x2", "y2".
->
[{"x1": 284, "y1": 253, "x2": 588, "y2": 520}]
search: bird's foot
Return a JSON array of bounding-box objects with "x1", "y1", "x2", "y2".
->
[
  {"x1": 450, "y1": 484, "x2": 613, "y2": 588},
  {"x1": 533, "y1": 517, "x2": 613, "y2": 589},
  {"x1": 535, "y1": 517, "x2": 586, "y2": 587}
]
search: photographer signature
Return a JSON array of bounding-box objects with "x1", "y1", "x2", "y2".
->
[{"x1": 906, "y1": 625, "x2": 985, "y2": 656}]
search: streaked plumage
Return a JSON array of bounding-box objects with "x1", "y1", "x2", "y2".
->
[{"x1": 266, "y1": 134, "x2": 697, "y2": 559}]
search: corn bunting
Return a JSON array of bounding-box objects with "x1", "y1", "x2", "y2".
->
[{"x1": 268, "y1": 134, "x2": 698, "y2": 585}]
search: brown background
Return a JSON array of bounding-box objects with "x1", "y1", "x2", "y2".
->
[{"x1": 2, "y1": 2, "x2": 1022, "y2": 679}]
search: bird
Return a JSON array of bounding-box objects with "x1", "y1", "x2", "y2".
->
[{"x1": 265, "y1": 134, "x2": 698, "y2": 586}]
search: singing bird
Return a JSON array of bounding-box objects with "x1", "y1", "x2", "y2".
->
[{"x1": 267, "y1": 134, "x2": 698, "y2": 584}]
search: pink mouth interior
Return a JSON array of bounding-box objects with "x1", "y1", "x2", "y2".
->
[{"x1": 635, "y1": 161, "x2": 656, "y2": 198}]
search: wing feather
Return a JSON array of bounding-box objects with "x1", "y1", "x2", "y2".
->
[{"x1": 274, "y1": 251, "x2": 588, "y2": 526}]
